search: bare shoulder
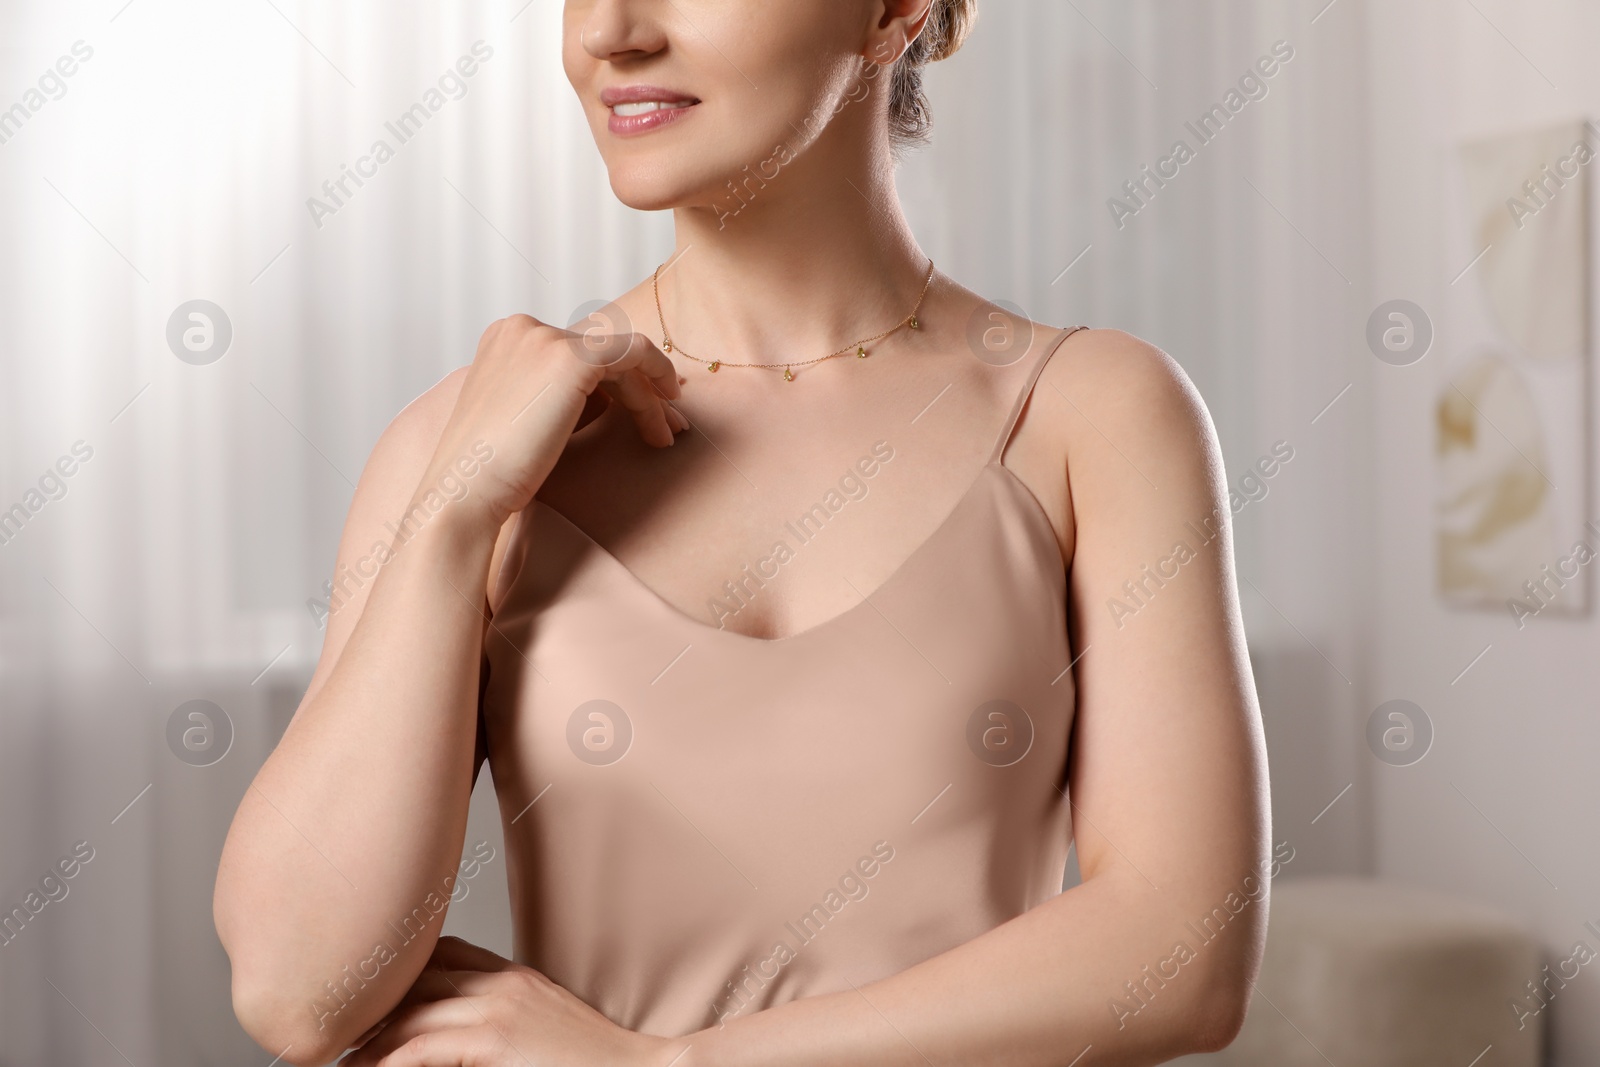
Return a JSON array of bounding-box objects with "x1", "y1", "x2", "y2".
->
[
  {"x1": 1035, "y1": 326, "x2": 1224, "y2": 494},
  {"x1": 359, "y1": 365, "x2": 470, "y2": 488},
  {"x1": 1040, "y1": 327, "x2": 1211, "y2": 433}
]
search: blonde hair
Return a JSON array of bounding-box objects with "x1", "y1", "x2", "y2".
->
[{"x1": 887, "y1": 0, "x2": 978, "y2": 152}]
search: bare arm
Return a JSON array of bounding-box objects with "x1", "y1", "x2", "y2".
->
[
  {"x1": 212, "y1": 318, "x2": 684, "y2": 1066},
  {"x1": 671, "y1": 330, "x2": 1271, "y2": 1065}
]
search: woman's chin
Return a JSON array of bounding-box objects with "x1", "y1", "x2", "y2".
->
[
  {"x1": 605, "y1": 168, "x2": 731, "y2": 216},
  {"x1": 607, "y1": 178, "x2": 683, "y2": 213}
]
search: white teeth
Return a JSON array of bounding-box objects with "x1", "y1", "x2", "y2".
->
[{"x1": 612, "y1": 100, "x2": 692, "y2": 116}]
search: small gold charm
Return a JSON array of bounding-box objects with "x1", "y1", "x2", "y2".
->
[
  {"x1": 908, "y1": 316, "x2": 920, "y2": 330},
  {"x1": 663, "y1": 339, "x2": 674, "y2": 352},
  {"x1": 857, "y1": 346, "x2": 868, "y2": 359},
  {"x1": 708, "y1": 360, "x2": 719, "y2": 372},
  {"x1": 783, "y1": 367, "x2": 794, "y2": 382}
]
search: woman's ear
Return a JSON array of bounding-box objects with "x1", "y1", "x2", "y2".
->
[{"x1": 867, "y1": 0, "x2": 935, "y2": 66}]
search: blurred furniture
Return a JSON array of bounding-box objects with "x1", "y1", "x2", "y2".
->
[{"x1": 1185, "y1": 875, "x2": 1544, "y2": 1066}]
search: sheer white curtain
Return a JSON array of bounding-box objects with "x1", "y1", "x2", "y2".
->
[{"x1": 0, "y1": 2, "x2": 1370, "y2": 1063}]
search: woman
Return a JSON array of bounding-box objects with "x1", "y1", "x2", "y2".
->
[{"x1": 214, "y1": 2, "x2": 1270, "y2": 1064}]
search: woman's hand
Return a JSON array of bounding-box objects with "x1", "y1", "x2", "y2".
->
[
  {"x1": 424, "y1": 311, "x2": 687, "y2": 532},
  {"x1": 337, "y1": 937, "x2": 683, "y2": 1067}
]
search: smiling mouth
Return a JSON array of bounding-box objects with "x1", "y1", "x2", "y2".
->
[
  {"x1": 610, "y1": 100, "x2": 696, "y2": 117},
  {"x1": 603, "y1": 89, "x2": 701, "y2": 135}
]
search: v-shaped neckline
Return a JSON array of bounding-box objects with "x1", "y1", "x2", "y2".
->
[{"x1": 527, "y1": 459, "x2": 1062, "y2": 646}]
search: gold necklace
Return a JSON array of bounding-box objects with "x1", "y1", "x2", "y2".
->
[{"x1": 652, "y1": 257, "x2": 935, "y2": 382}]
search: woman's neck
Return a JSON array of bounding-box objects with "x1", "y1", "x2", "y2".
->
[{"x1": 660, "y1": 137, "x2": 931, "y2": 365}]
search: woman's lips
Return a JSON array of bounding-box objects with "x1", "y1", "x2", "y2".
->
[
  {"x1": 607, "y1": 99, "x2": 698, "y2": 135},
  {"x1": 601, "y1": 86, "x2": 700, "y2": 136}
]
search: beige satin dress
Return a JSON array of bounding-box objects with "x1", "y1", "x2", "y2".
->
[{"x1": 482, "y1": 325, "x2": 1088, "y2": 1037}]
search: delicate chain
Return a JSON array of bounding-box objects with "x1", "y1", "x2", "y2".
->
[{"x1": 652, "y1": 257, "x2": 936, "y2": 381}]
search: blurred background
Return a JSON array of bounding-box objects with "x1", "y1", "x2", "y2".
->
[{"x1": 1, "y1": 0, "x2": 1596, "y2": 1064}]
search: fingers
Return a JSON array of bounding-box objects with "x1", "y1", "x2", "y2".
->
[
  {"x1": 598, "y1": 372, "x2": 677, "y2": 448},
  {"x1": 566, "y1": 330, "x2": 680, "y2": 400},
  {"x1": 546, "y1": 323, "x2": 688, "y2": 448},
  {"x1": 340, "y1": 1016, "x2": 507, "y2": 1067},
  {"x1": 340, "y1": 996, "x2": 481, "y2": 1065},
  {"x1": 427, "y1": 935, "x2": 516, "y2": 973},
  {"x1": 621, "y1": 333, "x2": 683, "y2": 400},
  {"x1": 356, "y1": 961, "x2": 534, "y2": 1059},
  {"x1": 589, "y1": 334, "x2": 687, "y2": 448},
  {"x1": 391, "y1": 968, "x2": 504, "y2": 1011}
]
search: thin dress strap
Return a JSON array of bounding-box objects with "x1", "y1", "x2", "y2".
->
[{"x1": 988, "y1": 324, "x2": 1090, "y2": 465}]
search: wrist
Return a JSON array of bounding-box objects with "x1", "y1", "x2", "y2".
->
[
  {"x1": 407, "y1": 447, "x2": 511, "y2": 540},
  {"x1": 366, "y1": 481, "x2": 504, "y2": 590},
  {"x1": 637, "y1": 1033, "x2": 702, "y2": 1067},
  {"x1": 662, "y1": 1027, "x2": 730, "y2": 1067}
]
